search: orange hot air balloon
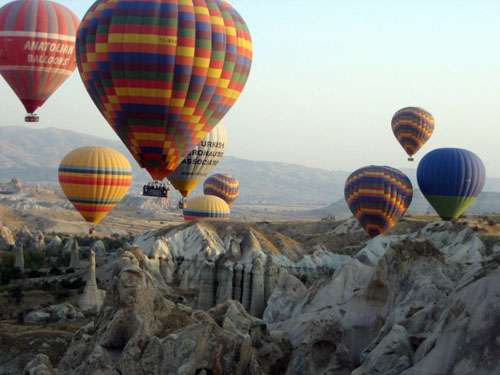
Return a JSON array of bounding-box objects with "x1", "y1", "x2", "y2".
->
[
  {"x1": 0, "y1": 0, "x2": 80, "y2": 123},
  {"x1": 76, "y1": 0, "x2": 253, "y2": 181},
  {"x1": 58, "y1": 147, "x2": 133, "y2": 227}
]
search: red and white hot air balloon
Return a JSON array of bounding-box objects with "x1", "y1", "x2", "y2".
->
[{"x1": 0, "y1": 0, "x2": 79, "y2": 123}]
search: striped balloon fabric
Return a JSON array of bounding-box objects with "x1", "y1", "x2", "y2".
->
[
  {"x1": 203, "y1": 173, "x2": 240, "y2": 206},
  {"x1": 0, "y1": 0, "x2": 79, "y2": 115},
  {"x1": 168, "y1": 123, "x2": 227, "y2": 197},
  {"x1": 392, "y1": 107, "x2": 435, "y2": 160},
  {"x1": 76, "y1": 0, "x2": 253, "y2": 181},
  {"x1": 345, "y1": 166, "x2": 413, "y2": 238},
  {"x1": 58, "y1": 147, "x2": 132, "y2": 225},
  {"x1": 417, "y1": 148, "x2": 485, "y2": 220},
  {"x1": 183, "y1": 195, "x2": 230, "y2": 221}
]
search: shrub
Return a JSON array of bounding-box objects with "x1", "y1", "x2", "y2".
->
[{"x1": 49, "y1": 267, "x2": 63, "y2": 276}]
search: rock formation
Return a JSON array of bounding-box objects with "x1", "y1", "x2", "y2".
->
[
  {"x1": 0, "y1": 222, "x2": 15, "y2": 250},
  {"x1": 62, "y1": 238, "x2": 78, "y2": 256},
  {"x1": 45, "y1": 235, "x2": 62, "y2": 254},
  {"x1": 78, "y1": 250, "x2": 105, "y2": 314},
  {"x1": 23, "y1": 303, "x2": 84, "y2": 324},
  {"x1": 14, "y1": 242, "x2": 24, "y2": 272},
  {"x1": 90, "y1": 240, "x2": 106, "y2": 257},
  {"x1": 133, "y1": 223, "x2": 346, "y2": 317},
  {"x1": 56, "y1": 251, "x2": 290, "y2": 375},
  {"x1": 69, "y1": 241, "x2": 79, "y2": 269}
]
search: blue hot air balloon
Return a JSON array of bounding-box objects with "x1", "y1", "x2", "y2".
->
[{"x1": 417, "y1": 148, "x2": 486, "y2": 220}]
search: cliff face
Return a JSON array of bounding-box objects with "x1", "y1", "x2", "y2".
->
[
  {"x1": 15, "y1": 218, "x2": 500, "y2": 375},
  {"x1": 133, "y1": 222, "x2": 355, "y2": 317}
]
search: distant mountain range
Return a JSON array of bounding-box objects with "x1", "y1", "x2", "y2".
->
[
  {"x1": 1, "y1": 126, "x2": 500, "y2": 211},
  {"x1": 0, "y1": 126, "x2": 347, "y2": 206}
]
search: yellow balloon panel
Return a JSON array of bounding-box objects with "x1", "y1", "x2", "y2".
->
[
  {"x1": 183, "y1": 195, "x2": 230, "y2": 222},
  {"x1": 58, "y1": 146, "x2": 132, "y2": 225}
]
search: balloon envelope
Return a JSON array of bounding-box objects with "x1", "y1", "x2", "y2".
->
[
  {"x1": 392, "y1": 107, "x2": 434, "y2": 158},
  {"x1": 183, "y1": 195, "x2": 230, "y2": 222},
  {"x1": 168, "y1": 123, "x2": 227, "y2": 197},
  {"x1": 58, "y1": 147, "x2": 132, "y2": 225},
  {"x1": 76, "y1": 0, "x2": 252, "y2": 180},
  {"x1": 204, "y1": 173, "x2": 240, "y2": 206},
  {"x1": 0, "y1": 0, "x2": 79, "y2": 115},
  {"x1": 345, "y1": 166, "x2": 413, "y2": 238},
  {"x1": 417, "y1": 148, "x2": 485, "y2": 220}
]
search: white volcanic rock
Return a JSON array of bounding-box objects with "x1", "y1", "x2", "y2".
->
[
  {"x1": 90, "y1": 240, "x2": 106, "y2": 257},
  {"x1": 45, "y1": 235, "x2": 62, "y2": 253},
  {"x1": 62, "y1": 238, "x2": 78, "y2": 255},
  {"x1": 57, "y1": 251, "x2": 290, "y2": 375},
  {"x1": 0, "y1": 223, "x2": 15, "y2": 249},
  {"x1": 69, "y1": 241, "x2": 80, "y2": 269},
  {"x1": 133, "y1": 222, "x2": 351, "y2": 316},
  {"x1": 24, "y1": 303, "x2": 84, "y2": 324},
  {"x1": 352, "y1": 325, "x2": 413, "y2": 375},
  {"x1": 23, "y1": 354, "x2": 55, "y2": 375},
  {"x1": 14, "y1": 243, "x2": 24, "y2": 272},
  {"x1": 78, "y1": 250, "x2": 106, "y2": 314}
]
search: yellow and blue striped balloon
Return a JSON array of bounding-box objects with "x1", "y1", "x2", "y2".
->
[
  {"x1": 58, "y1": 147, "x2": 132, "y2": 225},
  {"x1": 183, "y1": 195, "x2": 230, "y2": 222}
]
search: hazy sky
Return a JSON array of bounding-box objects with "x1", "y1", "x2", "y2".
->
[{"x1": 1, "y1": 0, "x2": 499, "y2": 176}]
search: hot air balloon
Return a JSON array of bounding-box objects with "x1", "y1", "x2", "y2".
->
[
  {"x1": 183, "y1": 195, "x2": 230, "y2": 222},
  {"x1": 417, "y1": 148, "x2": 485, "y2": 221},
  {"x1": 76, "y1": 0, "x2": 253, "y2": 184},
  {"x1": 345, "y1": 166, "x2": 413, "y2": 238},
  {"x1": 168, "y1": 123, "x2": 227, "y2": 199},
  {"x1": 58, "y1": 147, "x2": 132, "y2": 232},
  {"x1": 204, "y1": 173, "x2": 240, "y2": 206},
  {"x1": 392, "y1": 107, "x2": 435, "y2": 161},
  {"x1": 0, "y1": 0, "x2": 80, "y2": 123}
]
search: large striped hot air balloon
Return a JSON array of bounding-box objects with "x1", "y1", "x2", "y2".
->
[
  {"x1": 168, "y1": 123, "x2": 227, "y2": 198},
  {"x1": 417, "y1": 148, "x2": 485, "y2": 220},
  {"x1": 0, "y1": 0, "x2": 80, "y2": 122},
  {"x1": 204, "y1": 173, "x2": 240, "y2": 206},
  {"x1": 76, "y1": 0, "x2": 253, "y2": 181},
  {"x1": 345, "y1": 166, "x2": 413, "y2": 238},
  {"x1": 58, "y1": 147, "x2": 132, "y2": 228},
  {"x1": 183, "y1": 195, "x2": 230, "y2": 221},
  {"x1": 392, "y1": 107, "x2": 435, "y2": 161}
]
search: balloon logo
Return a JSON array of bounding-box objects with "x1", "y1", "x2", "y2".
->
[
  {"x1": 168, "y1": 123, "x2": 227, "y2": 198},
  {"x1": 183, "y1": 195, "x2": 230, "y2": 222},
  {"x1": 345, "y1": 166, "x2": 413, "y2": 238},
  {"x1": 0, "y1": 0, "x2": 80, "y2": 122},
  {"x1": 76, "y1": 0, "x2": 253, "y2": 180},
  {"x1": 392, "y1": 107, "x2": 434, "y2": 161},
  {"x1": 417, "y1": 148, "x2": 485, "y2": 220},
  {"x1": 58, "y1": 147, "x2": 132, "y2": 225},
  {"x1": 204, "y1": 173, "x2": 240, "y2": 206}
]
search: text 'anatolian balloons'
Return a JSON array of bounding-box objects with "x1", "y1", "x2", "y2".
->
[{"x1": 0, "y1": 0, "x2": 80, "y2": 120}]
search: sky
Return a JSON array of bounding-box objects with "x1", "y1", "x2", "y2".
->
[{"x1": 1, "y1": 0, "x2": 500, "y2": 176}]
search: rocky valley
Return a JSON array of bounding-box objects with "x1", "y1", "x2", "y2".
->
[{"x1": 1, "y1": 214, "x2": 500, "y2": 374}]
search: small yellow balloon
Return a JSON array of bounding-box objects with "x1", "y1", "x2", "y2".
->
[
  {"x1": 183, "y1": 195, "x2": 230, "y2": 222},
  {"x1": 58, "y1": 147, "x2": 132, "y2": 225}
]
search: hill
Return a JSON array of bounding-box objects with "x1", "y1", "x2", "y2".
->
[{"x1": 0, "y1": 126, "x2": 347, "y2": 206}]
